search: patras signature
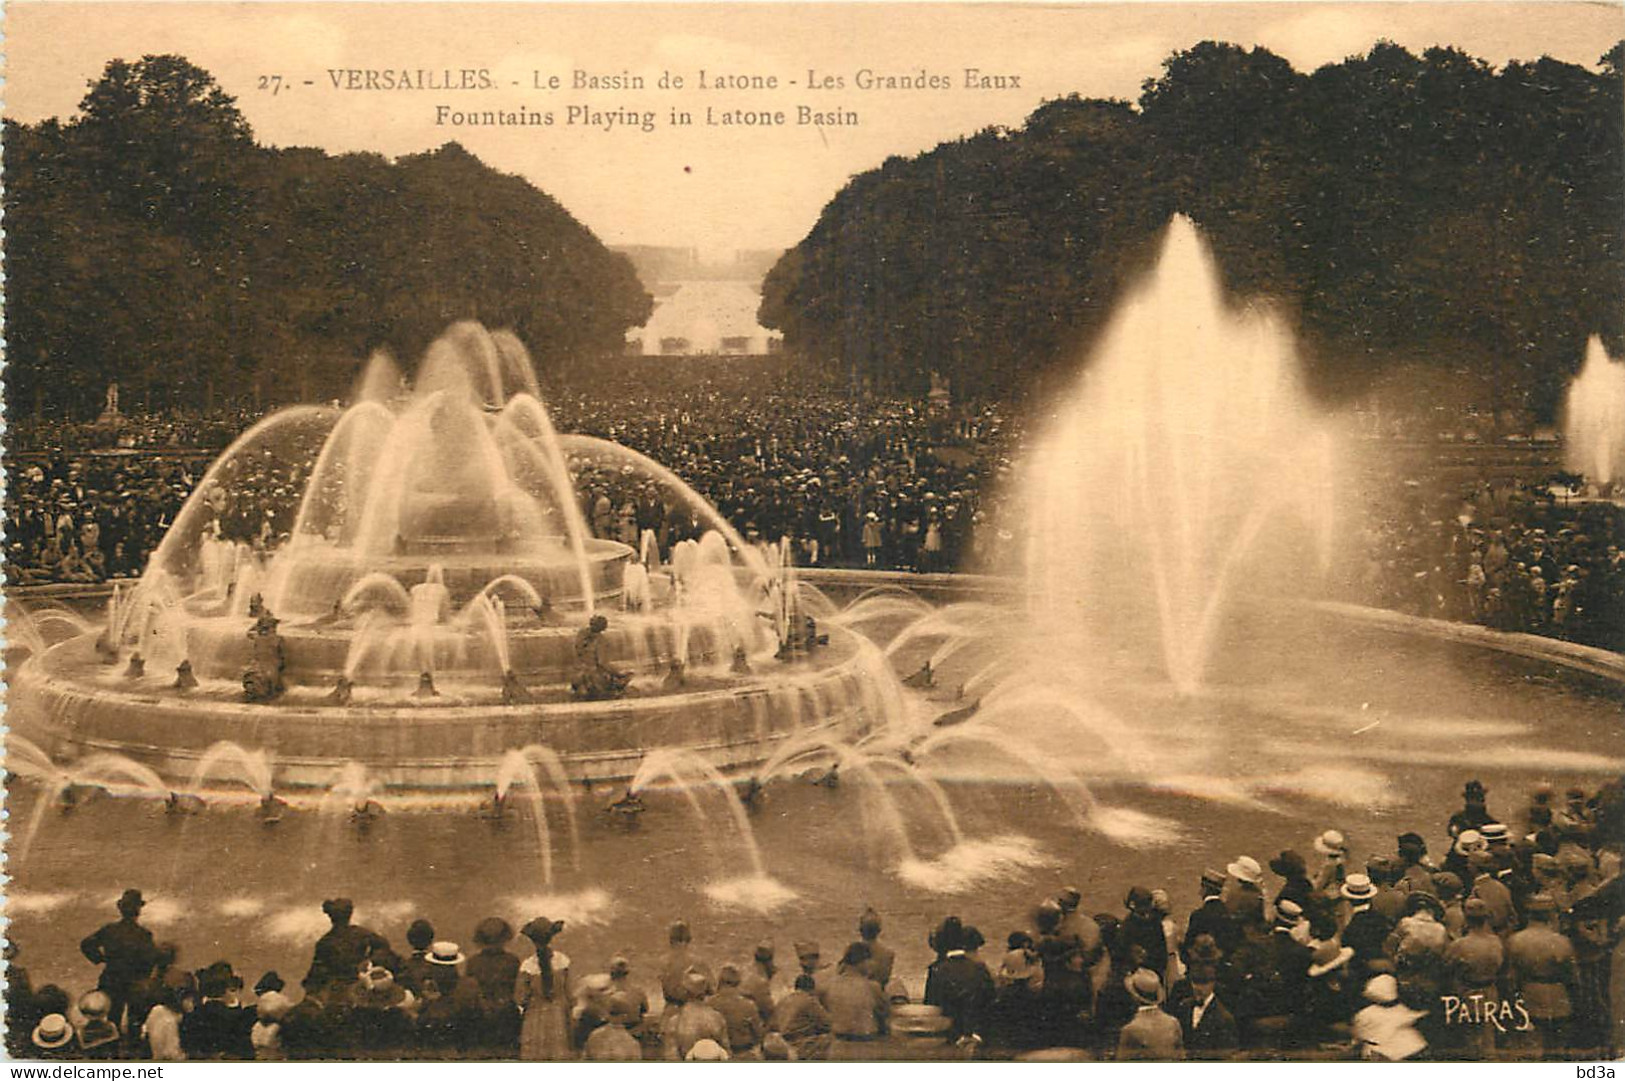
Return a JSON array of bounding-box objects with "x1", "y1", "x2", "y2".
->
[{"x1": 1441, "y1": 994, "x2": 1534, "y2": 1032}]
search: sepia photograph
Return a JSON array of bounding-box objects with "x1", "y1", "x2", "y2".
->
[{"x1": 2, "y1": 0, "x2": 1623, "y2": 1065}]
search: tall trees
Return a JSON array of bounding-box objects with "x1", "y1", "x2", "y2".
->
[
  {"x1": 5, "y1": 55, "x2": 652, "y2": 419},
  {"x1": 761, "y1": 40, "x2": 1625, "y2": 415},
  {"x1": 759, "y1": 97, "x2": 1170, "y2": 395}
]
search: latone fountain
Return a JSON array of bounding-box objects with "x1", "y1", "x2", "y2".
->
[{"x1": 8, "y1": 323, "x2": 889, "y2": 791}]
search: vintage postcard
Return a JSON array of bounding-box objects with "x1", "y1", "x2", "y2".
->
[{"x1": 3, "y1": 0, "x2": 1623, "y2": 1066}]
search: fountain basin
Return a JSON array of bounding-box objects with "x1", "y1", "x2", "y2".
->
[
  {"x1": 9, "y1": 623, "x2": 880, "y2": 790},
  {"x1": 175, "y1": 607, "x2": 746, "y2": 686}
]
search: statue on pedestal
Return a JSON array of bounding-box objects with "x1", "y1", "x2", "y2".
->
[
  {"x1": 570, "y1": 615, "x2": 630, "y2": 700},
  {"x1": 242, "y1": 607, "x2": 286, "y2": 702}
]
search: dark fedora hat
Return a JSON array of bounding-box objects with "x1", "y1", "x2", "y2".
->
[
  {"x1": 117, "y1": 888, "x2": 147, "y2": 915},
  {"x1": 1270, "y1": 850, "x2": 1307, "y2": 877}
]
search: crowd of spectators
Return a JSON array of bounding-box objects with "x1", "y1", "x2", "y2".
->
[
  {"x1": 550, "y1": 386, "x2": 1014, "y2": 574},
  {"x1": 9, "y1": 408, "x2": 263, "y2": 455},
  {"x1": 8, "y1": 776, "x2": 1621, "y2": 1062},
  {"x1": 5, "y1": 384, "x2": 1620, "y2": 657},
  {"x1": 1350, "y1": 471, "x2": 1625, "y2": 652}
]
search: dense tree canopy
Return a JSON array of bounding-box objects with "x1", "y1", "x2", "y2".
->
[
  {"x1": 6, "y1": 55, "x2": 652, "y2": 419},
  {"x1": 761, "y1": 41, "x2": 1625, "y2": 416}
]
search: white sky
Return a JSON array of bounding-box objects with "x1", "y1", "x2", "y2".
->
[{"x1": 7, "y1": 2, "x2": 1621, "y2": 253}]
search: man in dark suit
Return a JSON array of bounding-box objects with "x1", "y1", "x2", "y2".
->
[
  {"x1": 179, "y1": 962, "x2": 254, "y2": 1060},
  {"x1": 1339, "y1": 875, "x2": 1393, "y2": 984},
  {"x1": 79, "y1": 888, "x2": 160, "y2": 1036},
  {"x1": 1250, "y1": 900, "x2": 1313, "y2": 1050},
  {"x1": 1169, "y1": 934, "x2": 1238, "y2": 1060},
  {"x1": 924, "y1": 924, "x2": 994, "y2": 1042},
  {"x1": 1183, "y1": 869, "x2": 1239, "y2": 961},
  {"x1": 303, "y1": 898, "x2": 384, "y2": 996}
]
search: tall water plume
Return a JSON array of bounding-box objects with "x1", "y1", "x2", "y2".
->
[
  {"x1": 1024, "y1": 215, "x2": 1337, "y2": 694},
  {"x1": 1564, "y1": 336, "x2": 1625, "y2": 486}
]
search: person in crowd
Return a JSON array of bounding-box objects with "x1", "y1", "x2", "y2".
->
[
  {"x1": 516, "y1": 918, "x2": 571, "y2": 1060},
  {"x1": 352, "y1": 964, "x2": 415, "y2": 1057},
  {"x1": 1352, "y1": 974, "x2": 1427, "y2": 1061},
  {"x1": 1397, "y1": 833, "x2": 1437, "y2": 895},
  {"x1": 1169, "y1": 934, "x2": 1238, "y2": 1059},
  {"x1": 1340, "y1": 875, "x2": 1392, "y2": 982},
  {"x1": 924, "y1": 918, "x2": 994, "y2": 1043},
  {"x1": 413, "y1": 942, "x2": 476, "y2": 1058},
  {"x1": 582, "y1": 993, "x2": 643, "y2": 1062},
  {"x1": 769, "y1": 972, "x2": 832, "y2": 1061},
  {"x1": 1295, "y1": 939, "x2": 1357, "y2": 1053},
  {"x1": 179, "y1": 961, "x2": 253, "y2": 1060},
  {"x1": 1032, "y1": 918, "x2": 1093, "y2": 1049},
  {"x1": 141, "y1": 983, "x2": 185, "y2": 1062},
  {"x1": 1223, "y1": 856, "x2": 1267, "y2": 927},
  {"x1": 1470, "y1": 850, "x2": 1517, "y2": 933},
  {"x1": 661, "y1": 969, "x2": 728, "y2": 1061},
  {"x1": 1184, "y1": 868, "x2": 1239, "y2": 961},
  {"x1": 1507, "y1": 892, "x2": 1579, "y2": 1058},
  {"x1": 739, "y1": 942, "x2": 777, "y2": 1021},
  {"x1": 1271, "y1": 850, "x2": 1315, "y2": 913},
  {"x1": 1444, "y1": 897, "x2": 1505, "y2": 1060},
  {"x1": 857, "y1": 907, "x2": 895, "y2": 985},
  {"x1": 710, "y1": 964, "x2": 766, "y2": 1057},
  {"x1": 466, "y1": 916, "x2": 521, "y2": 1054},
  {"x1": 605, "y1": 953, "x2": 650, "y2": 1036},
  {"x1": 1116, "y1": 968, "x2": 1183, "y2": 1061},
  {"x1": 74, "y1": 991, "x2": 121, "y2": 1060},
  {"x1": 570, "y1": 973, "x2": 615, "y2": 1049},
  {"x1": 398, "y1": 919, "x2": 437, "y2": 995},
  {"x1": 1451, "y1": 780, "x2": 1497, "y2": 840},
  {"x1": 1119, "y1": 887, "x2": 1170, "y2": 981},
  {"x1": 1312, "y1": 831, "x2": 1350, "y2": 897},
  {"x1": 658, "y1": 919, "x2": 709, "y2": 1007},
  {"x1": 823, "y1": 943, "x2": 888, "y2": 1054},
  {"x1": 303, "y1": 898, "x2": 382, "y2": 997},
  {"x1": 794, "y1": 940, "x2": 832, "y2": 1000},
  {"x1": 78, "y1": 888, "x2": 159, "y2": 1034},
  {"x1": 1252, "y1": 899, "x2": 1312, "y2": 1049},
  {"x1": 251, "y1": 985, "x2": 293, "y2": 1061},
  {"x1": 1368, "y1": 857, "x2": 1409, "y2": 923},
  {"x1": 986, "y1": 942, "x2": 1045, "y2": 1053}
]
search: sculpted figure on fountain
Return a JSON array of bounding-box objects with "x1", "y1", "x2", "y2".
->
[
  {"x1": 570, "y1": 614, "x2": 631, "y2": 700},
  {"x1": 242, "y1": 606, "x2": 287, "y2": 703}
]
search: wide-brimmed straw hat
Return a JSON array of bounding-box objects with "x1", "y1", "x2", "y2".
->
[
  {"x1": 999, "y1": 949, "x2": 1039, "y2": 983},
  {"x1": 426, "y1": 941, "x2": 465, "y2": 966},
  {"x1": 358, "y1": 966, "x2": 407, "y2": 1008},
  {"x1": 31, "y1": 1014, "x2": 73, "y2": 1050},
  {"x1": 1227, "y1": 856, "x2": 1263, "y2": 885},
  {"x1": 1126, "y1": 968, "x2": 1164, "y2": 1006},
  {"x1": 1308, "y1": 942, "x2": 1354, "y2": 978},
  {"x1": 1341, "y1": 874, "x2": 1377, "y2": 903},
  {"x1": 1313, "y1": 830, "x2": 1348, "y2": 857}
]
